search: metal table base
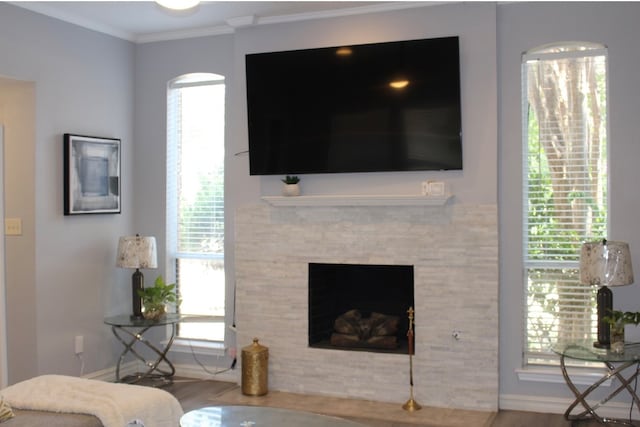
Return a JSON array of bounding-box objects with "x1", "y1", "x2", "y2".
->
[
  {"x1": 555, "y1": 342, "x2": 640, "y2": 426},
  {"x1": 105, "y1": 314, "x2": 180, "y2": 386}
]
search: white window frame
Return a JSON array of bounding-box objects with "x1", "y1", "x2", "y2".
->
[
  {"x1": 166, "y1": 73, "x2": 226, "y2": 348},
  {"x1": 521, "y1": 42, "x2": 609, "y2": 367}
]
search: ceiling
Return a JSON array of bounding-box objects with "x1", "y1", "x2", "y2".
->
[{"x1": 10, "y1": 1, "x2": 431, "y2": 43}]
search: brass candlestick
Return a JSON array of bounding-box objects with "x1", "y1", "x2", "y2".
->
[{"x1": 403, "y1": 306, "x2": 422, "y2": 411}]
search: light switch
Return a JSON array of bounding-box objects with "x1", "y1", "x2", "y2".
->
[{"x1": 5, "y1": 218, "x2": 22, "y2": 236}]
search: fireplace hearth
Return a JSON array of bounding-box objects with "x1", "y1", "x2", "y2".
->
[{"x1": 308, "y1": 263, "x2": 414, "y2": 354}]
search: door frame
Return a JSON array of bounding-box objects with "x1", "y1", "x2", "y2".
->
[{"x1": 0, "y1": 125, "x2": 8, "y2": 387}]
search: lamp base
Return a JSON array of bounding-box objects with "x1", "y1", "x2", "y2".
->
[
  {"x1": 132, "y1": 269, "x2": 144, "y2": 318},
  {"x1": 594, "y1": 285, "x2": 613, "y2": 349}
]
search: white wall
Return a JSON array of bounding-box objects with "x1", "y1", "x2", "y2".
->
[{"x1": 498, "y1": 2, "x2": 640, "y2": 411}]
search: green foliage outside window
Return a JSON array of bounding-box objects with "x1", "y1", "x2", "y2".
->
[
  {"x1": 524, "y1": 45, "x2": 608, "y2": 358},
  {"x1": 179, "y1": 166, "x2": 225, "y2": 255}
]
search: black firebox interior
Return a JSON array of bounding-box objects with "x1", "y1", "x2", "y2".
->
[{"x1": 308, "y1": 263, "x2": 415, "y2": 354}]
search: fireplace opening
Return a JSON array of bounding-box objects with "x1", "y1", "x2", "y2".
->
[{"x1": 308, "y1": 263, "x2": 415, "y2": 354}]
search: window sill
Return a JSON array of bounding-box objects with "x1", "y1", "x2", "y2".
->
[
  {"x1": 516, "y1": 366, "x2": 612, "y2": 386},
  {"x1": 169, "y1": 338, "x2": 226, "y2": 357}
]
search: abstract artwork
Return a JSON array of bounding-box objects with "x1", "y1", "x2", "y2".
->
[{"x1": 64, "y1": 133, "x2": 121, "y2": 215}]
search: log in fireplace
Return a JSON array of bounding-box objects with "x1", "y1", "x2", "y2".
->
[{"x1": 308, "y1": 263, "x2": 415, "y2": 354}]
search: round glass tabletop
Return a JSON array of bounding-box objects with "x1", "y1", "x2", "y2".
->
[
  {"x1": 552, "y1": 340, "x2": 640, "y2": 363},
  {"x1": 104, "y1": 313, "x2": 180, "y2": 327},
  {"x1": 180, "y1": 405, "x2": 367, "y2": 427}
]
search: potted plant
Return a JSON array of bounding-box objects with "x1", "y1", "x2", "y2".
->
[
  {"x1": 603, "y1": 309, "x2": 640, "y2": 353},
  {"x1": 137, "y1": 276, "x2": 180, "y2": 320},
  {"x1": 281, "y1": 175, "x2": 301, "y2": 196}
]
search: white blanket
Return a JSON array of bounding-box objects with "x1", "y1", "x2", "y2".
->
[{"x1": 0, "y1": 375, "x2": 183, "y2": 427}]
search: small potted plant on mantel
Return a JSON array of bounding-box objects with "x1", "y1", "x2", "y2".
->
[
  {"x1": 137, "y1": 276, "x2": 180, "y2": 320},
  {"x1": 603, "y1": 309, "x2": 640, "y2": 354},
  {"x1": 281, "y1": 175, "x2": 301, "y2": 197}
]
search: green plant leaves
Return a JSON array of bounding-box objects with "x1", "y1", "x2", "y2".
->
[
  {"x1": 602, "y1": 309, "x2": 640, "y2": 327},
  {"x1": 137, "y1": 275, "x2": 180, "y2": 306}
]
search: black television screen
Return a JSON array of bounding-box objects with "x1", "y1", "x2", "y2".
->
[{"x1": 246, "y1": 36, "x2": 462, "y2": 175}]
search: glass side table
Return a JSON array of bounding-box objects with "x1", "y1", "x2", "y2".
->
[
  {"x1": 104, "y1": 313, "x2": 180, "y2": 386},
  {"x1": 552, "y1": 340, "x2": 640, "y2": 426}
]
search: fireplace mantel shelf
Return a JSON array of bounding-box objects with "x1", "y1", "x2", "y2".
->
[{"x1": 261, "y1": 194, "x2": 452, "y2": 207}]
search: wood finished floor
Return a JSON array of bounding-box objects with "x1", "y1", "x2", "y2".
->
[{"x1": 162, "y1": 377, "x2": 622, "y2": 426}]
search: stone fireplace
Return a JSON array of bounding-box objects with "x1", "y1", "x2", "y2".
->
[{"x1": 235, "y1": 201, "x2": 498, "y2": 411}]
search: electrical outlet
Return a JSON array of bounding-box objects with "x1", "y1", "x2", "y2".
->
[
  {"x1": 5, "y1": 218, "x2": 22, "y2": 236},
  {"x1": 75, "y1": 335, "x2": 84, "y2": 354}
]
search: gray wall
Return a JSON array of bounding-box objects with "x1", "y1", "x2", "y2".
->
[
  {"x1": 133, "y1": 34, "x2": 236, "y2": 366},
  {"x1": 134, "y1": 1, "x2": 498, "y2": 373},
  {"x1": 0, "y1": 77, "x2": 36, "y2": 383},
  {"x1": 0, "y1": 3, "x2": 135, "y2": 383},
  {"x1": 498, "y1": 2, "x2": 640, "y2": 409},
  {"x1": 230, "y1": 2, "x2": 497, "y2": 205},
  {"x1": 2, "y1": 0, "x2": 640, "y2": 414}
]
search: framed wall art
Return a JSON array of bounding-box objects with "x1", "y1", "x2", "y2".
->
[{"x1": 64, "y1": 133, "x2": 121, "y2": 215}]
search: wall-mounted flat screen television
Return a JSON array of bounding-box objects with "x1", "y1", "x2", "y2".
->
[{"x1": 246, "y1": 36, "x2": 462, "y2": 175}]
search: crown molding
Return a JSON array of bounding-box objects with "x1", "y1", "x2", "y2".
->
[
  {"x1": 136, "y1": 25, "x2": 234, "y2": 44},
  {"x1": 11, "y1": 1, "x2": 442, "y2": 44},
  {"x1": 8, "y1": 1, "x2": 136, "y2": 42},
  {"x1": 257, "y1": 1, "x2": 440, "y2": 26}
]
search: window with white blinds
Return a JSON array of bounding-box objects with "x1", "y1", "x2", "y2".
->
[
  {"x1": 522, "y1": 43, "x2": 608, "y2": 365},
  {"x1": 167, "y1": 73, "x2": 226, "y2": 342}
]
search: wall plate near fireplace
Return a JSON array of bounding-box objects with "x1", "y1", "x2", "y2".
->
[{"x1": 421, "y1": 180, "x2": 449, "y2": 197}]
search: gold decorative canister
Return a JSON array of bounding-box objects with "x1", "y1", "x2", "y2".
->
[{"x1": 241, "y1": 338, "x2": 269, "y2": 396}]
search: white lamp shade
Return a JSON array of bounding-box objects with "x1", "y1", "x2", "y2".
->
[
  {"x1": 116, "y1": 235, "x2": 158, "y2": 269},
  {"x1": 580, "y1": 240, "x2": 634, "y2": 287}
]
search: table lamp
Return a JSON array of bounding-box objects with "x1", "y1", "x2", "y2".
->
[
  {"x1": 116, "y1": 234, "x2": 157, "y2": 318},
  {"x1": 580, "y1": 239, "x2": 634, "y2": 348}
]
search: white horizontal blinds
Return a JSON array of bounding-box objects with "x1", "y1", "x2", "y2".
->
[
  {"x1": 174, "y1": 81, "x2": 225, "y2": 256},
  {"x1": 523, "y1": 44, "x2": 608, "y2": 363},
  {"x1": 167, "y1": 74, "x2": 226, "y2": 341}
]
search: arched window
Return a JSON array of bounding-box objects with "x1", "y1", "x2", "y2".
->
[
  {"x1": 522, "y1": 42, "x2": 608, "y2": 364},
  {"x1": 167, "y1": 73, "x2": 226, "y2": 341}
]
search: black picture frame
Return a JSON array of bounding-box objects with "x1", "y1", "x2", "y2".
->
[{"x1": 64, "y1": 133, "x2": 121, "y2": 215}]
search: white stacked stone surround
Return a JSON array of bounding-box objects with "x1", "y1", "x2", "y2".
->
[{"x1": 235, "y1": 202, "x2": 499, "y2": 411}]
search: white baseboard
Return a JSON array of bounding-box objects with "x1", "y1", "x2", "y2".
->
[
  {"x1": 173, "y1": 362, "x2": 239, "y2": 384},
  {"x1": 500, "y1": 393, "x2": 640, "y2": 420},
  {"x1": 82, "y1": 361, "x2": 138, "y2": 382},
  {"x1": 94, "y1": 365, "x2": 640, "y2": 420},
  {"x1": 83, "y1": 361, "x2": 239, "y2": 384}
]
